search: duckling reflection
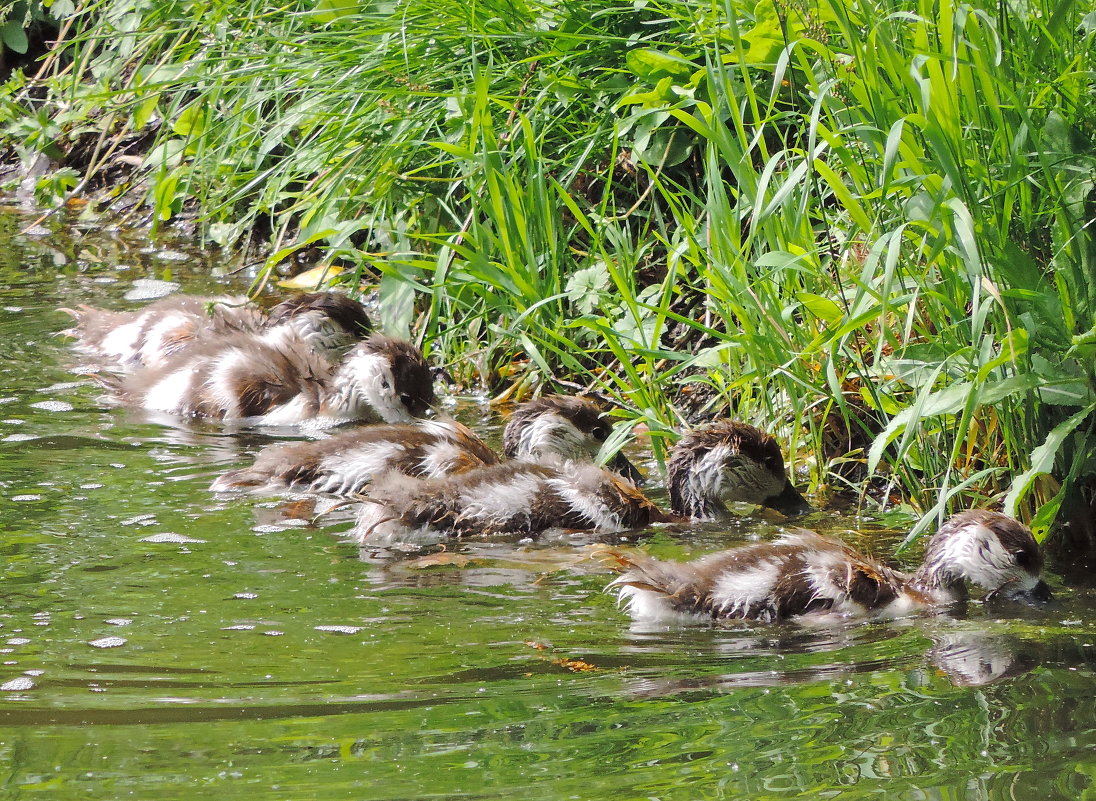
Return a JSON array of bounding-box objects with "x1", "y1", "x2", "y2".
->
[
  {"x1": 926, "y1": 630, "x2": 1037, "y2": 687},
  {"x1": 614, "y1": 626, "x2": 1035, "y2": 700}
]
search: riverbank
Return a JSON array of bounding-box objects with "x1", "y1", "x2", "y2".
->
[{"x1": 2, "y1": 0, "x2": 1095, "y2": 546}]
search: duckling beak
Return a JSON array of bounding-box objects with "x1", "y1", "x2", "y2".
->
[
  {"x1": 763, "y1": 480, "x2": 812, "y2": 516},
  {"x1": 1014, "y1": 579, "x2": 1054, "y2": 605},
  {"x1": 608, "y1": 450, "x2": 644, "y2": 485},
  {"x1": 989, "y1": 578, "x2": 1054, "y2": 607}
]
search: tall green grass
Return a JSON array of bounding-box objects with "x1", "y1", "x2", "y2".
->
[{"x1": 2, "y1": 0, "x2": 1095, "y2": 542}]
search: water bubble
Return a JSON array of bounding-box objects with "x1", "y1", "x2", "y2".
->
[
  {"x1": 123, "y1": 279, "x2": 179, "y2": 301},
  {"x1": 29, "y1": 400, "x2": 74, "y2": 413},
  {"x1": 233, "y1": 593, "x2": 258, "y2": 600},
  {"x1": 222, "y1": 625, "x2": 256, "y2": 631},
  {"x1": 140, "y1": 533, "x2": 206, "y2": 544},
  {"x1": 11, "y1": 495, "x2": 42, "y2": 502},
  {"x1": 1, "y1": 677, "x2": 34, "y2": 691},
  {"x1": 314, "y1": 625, "x2": 364, "y2": 635},
  {"x1": 88, "y1": 636, "x2": 126, "y2": 649},
  {"x1": 120, "y1": 514, "x2": 158, "y2": 526},
  {"x1": 6, "y1": 638, "x2": 30, "y2": 646},
  {"x1": 104, "y1": 618, "x2": 132, "y2": 627},
  {"x1": 3, "y1": 434, "x2": 37, "y2": 442}
]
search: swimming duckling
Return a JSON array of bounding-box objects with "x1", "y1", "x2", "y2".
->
[
  {"x1": 210, "y1": 394, "x2": 632, "y2": 496},
  {"x1": 353, "y1": 419, "x2": 808, "y2": 545},
  {"x1": 356, "y1": 461, "x2": 669, "y2": 544},
  {"x1": 110, "y1": 332, "x2": 434, "y2": 426},
  {"x1": 60, "y1": 291, "x2": 371, "y2": 369},
  {"x1": 210, "y1": 418, "x2": 498, "y2": 494},
  {"x1": 605, "y1": 510, "x2": 1052, "y2": 626}
]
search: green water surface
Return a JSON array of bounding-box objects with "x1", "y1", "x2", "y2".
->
[{"x1": 0, "y1": 208, "x2": 1094, "y2": 800}]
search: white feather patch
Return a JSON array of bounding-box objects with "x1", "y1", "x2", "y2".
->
[
  {"x1": 709, "y1": 560, "x2": 781, "y2": 616},
  {"x1": 143, "y1": 368, "x2": 196, "y2": 414},
  {"x1": 616, "y1": 585, "x2": 711, "y2": 626}
]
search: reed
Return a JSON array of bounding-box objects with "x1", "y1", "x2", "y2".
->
[{"x1": 2, "y1": 0, "x2": 1094, "y2": 541}]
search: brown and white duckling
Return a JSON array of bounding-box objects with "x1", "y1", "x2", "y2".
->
[
  {"x1": 605, "y1": 510, "x2": 1053, "y2": 626},
  {"x1": 210, "y1": 418, "x2": 498, "y2": 494},
  {"x1": 110, "y1": 332, "x2": 434, "y2": 426},
  {"x1": 353, "y1": 420, "x2": 808, "y2": 546},
  {"x1": 260, "y1": 291, "x2": 372, "y2": 356},
  {"x1": 668, "y1": 421, "x2": 810, "y2": 517},
  {"x1": 60, "y1": 291, "x2": 371, "y2": 369},
  {"x1": 503, "y1": 394, "x2": 640, "y2": 481},
  {"x1": 209, "y1": 394, "x2": 630, "y2": 496},
  {"x1": 356, "y1": 461, "x2": 669, "y2": 545}
]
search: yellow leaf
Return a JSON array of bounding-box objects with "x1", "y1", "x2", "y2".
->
[{"x1": 277, "y1": 265, "x2": 343, "y2": 290}]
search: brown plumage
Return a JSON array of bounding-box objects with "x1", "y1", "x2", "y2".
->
[
  {"x1": 503, "y1": 394, "x2": 641, "y2": 481},
  {"x1": 210, "y1": 419, "x2": 498, "y2": 494},
  {"x1": 606, "y1": 511, "x2": 1052, "y2": 626},
  {"x1": 353, "y1": 418, "x2": 809, "y2": 546},
  {"x1": 355, "y1": 461, "x2": 669, "y2": 545},
  {"x1": 667, "y1": 421, "x2": 810, "y2": 517},
  {"x1": 211, "y1": 394, "x2": 639, "y2": 497},
  {"x1": 108, "y1": 332, "x2": 434, "y2": 426},
  {"x1": 60, "y1": 290, "x2": 371, "y2": 370}
]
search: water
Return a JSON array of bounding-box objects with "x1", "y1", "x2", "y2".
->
[{"x1": 1, "y1": 206, "x2": 1096, "y2": 800}]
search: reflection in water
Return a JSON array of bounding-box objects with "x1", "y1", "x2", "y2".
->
[{"x1": 927, "y1": 630, "x2": 1038, "y2": 687}]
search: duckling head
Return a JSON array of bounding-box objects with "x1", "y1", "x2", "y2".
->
[
  {"x1": 503, "y1": 395, "x2": 641, "y2": 480},
  {"x1": 913, "y1": 510, "x2": 1052, "y2": 605},
  {"x1": 667, "y1": 421, "x2": 811, "y2": 519},
  {"x1": 336, "y1": 334, "x2": 435, "y2": 423}
]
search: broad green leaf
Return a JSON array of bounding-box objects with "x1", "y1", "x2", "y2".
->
[
  {"x1": 172, "y1": 104, "x2": 206, "y2": 138},
  {"x1": 625, "y1": 48, "x2": 694, "y2": 82},
  {"x1": 1004, "y1": 403, "x2": 1096, "y2": 518},
  {"x1": 797, "y1": 293, "x2": 843, "y2": 324},
  {"x1": 1, "y1": 22, "x2": 28, "y2": 54}
]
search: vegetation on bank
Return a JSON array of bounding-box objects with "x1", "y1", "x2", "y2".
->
[{"x1": 1, "y1": 0, "x2": 1095, "y2": 546}]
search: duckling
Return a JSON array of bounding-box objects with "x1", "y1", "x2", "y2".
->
[
  {"x1": 503, "y1": 394, "x2": 640, "y2": 481},
  {"x1": 210, "y1": 418, "x2": 498, "y2": 494},
  {"x1": 668, "y1": 421, "x2": 810, "y2": 517},
  {"x1": 209, "y1": 394, "x2": 631, "y2": 496},
  {"x1": 353, "y1": 420, "x2": 807, "y2": 546},
  {"x1": 604, "y1": 510, "x2": 1052, "y2": 626},
  {"x1": 60, "y1": 291, "x2": 371, "y2": 369},
  {"x1": 355, "y1": 461, "x2": 670, "y2": 545},
  {"x1": 110, "y1": 333, "x2": 434, "y2": 426}
]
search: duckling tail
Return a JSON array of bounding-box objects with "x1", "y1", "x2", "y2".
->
[{"x1": 595, "y1": 547, "x2": 675, "y2": 596}]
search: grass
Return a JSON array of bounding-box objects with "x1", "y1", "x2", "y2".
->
[{"x1": 2, "y1": 0, "x2": 1095, "y2": 545}]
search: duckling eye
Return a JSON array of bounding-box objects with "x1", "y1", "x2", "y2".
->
[
  {"x1": 1013, "y1": 548, "x2": 1037, "y2": 568},
  {"x1": 380, "y1": 378, "x2": 390, "y2": 390}
]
